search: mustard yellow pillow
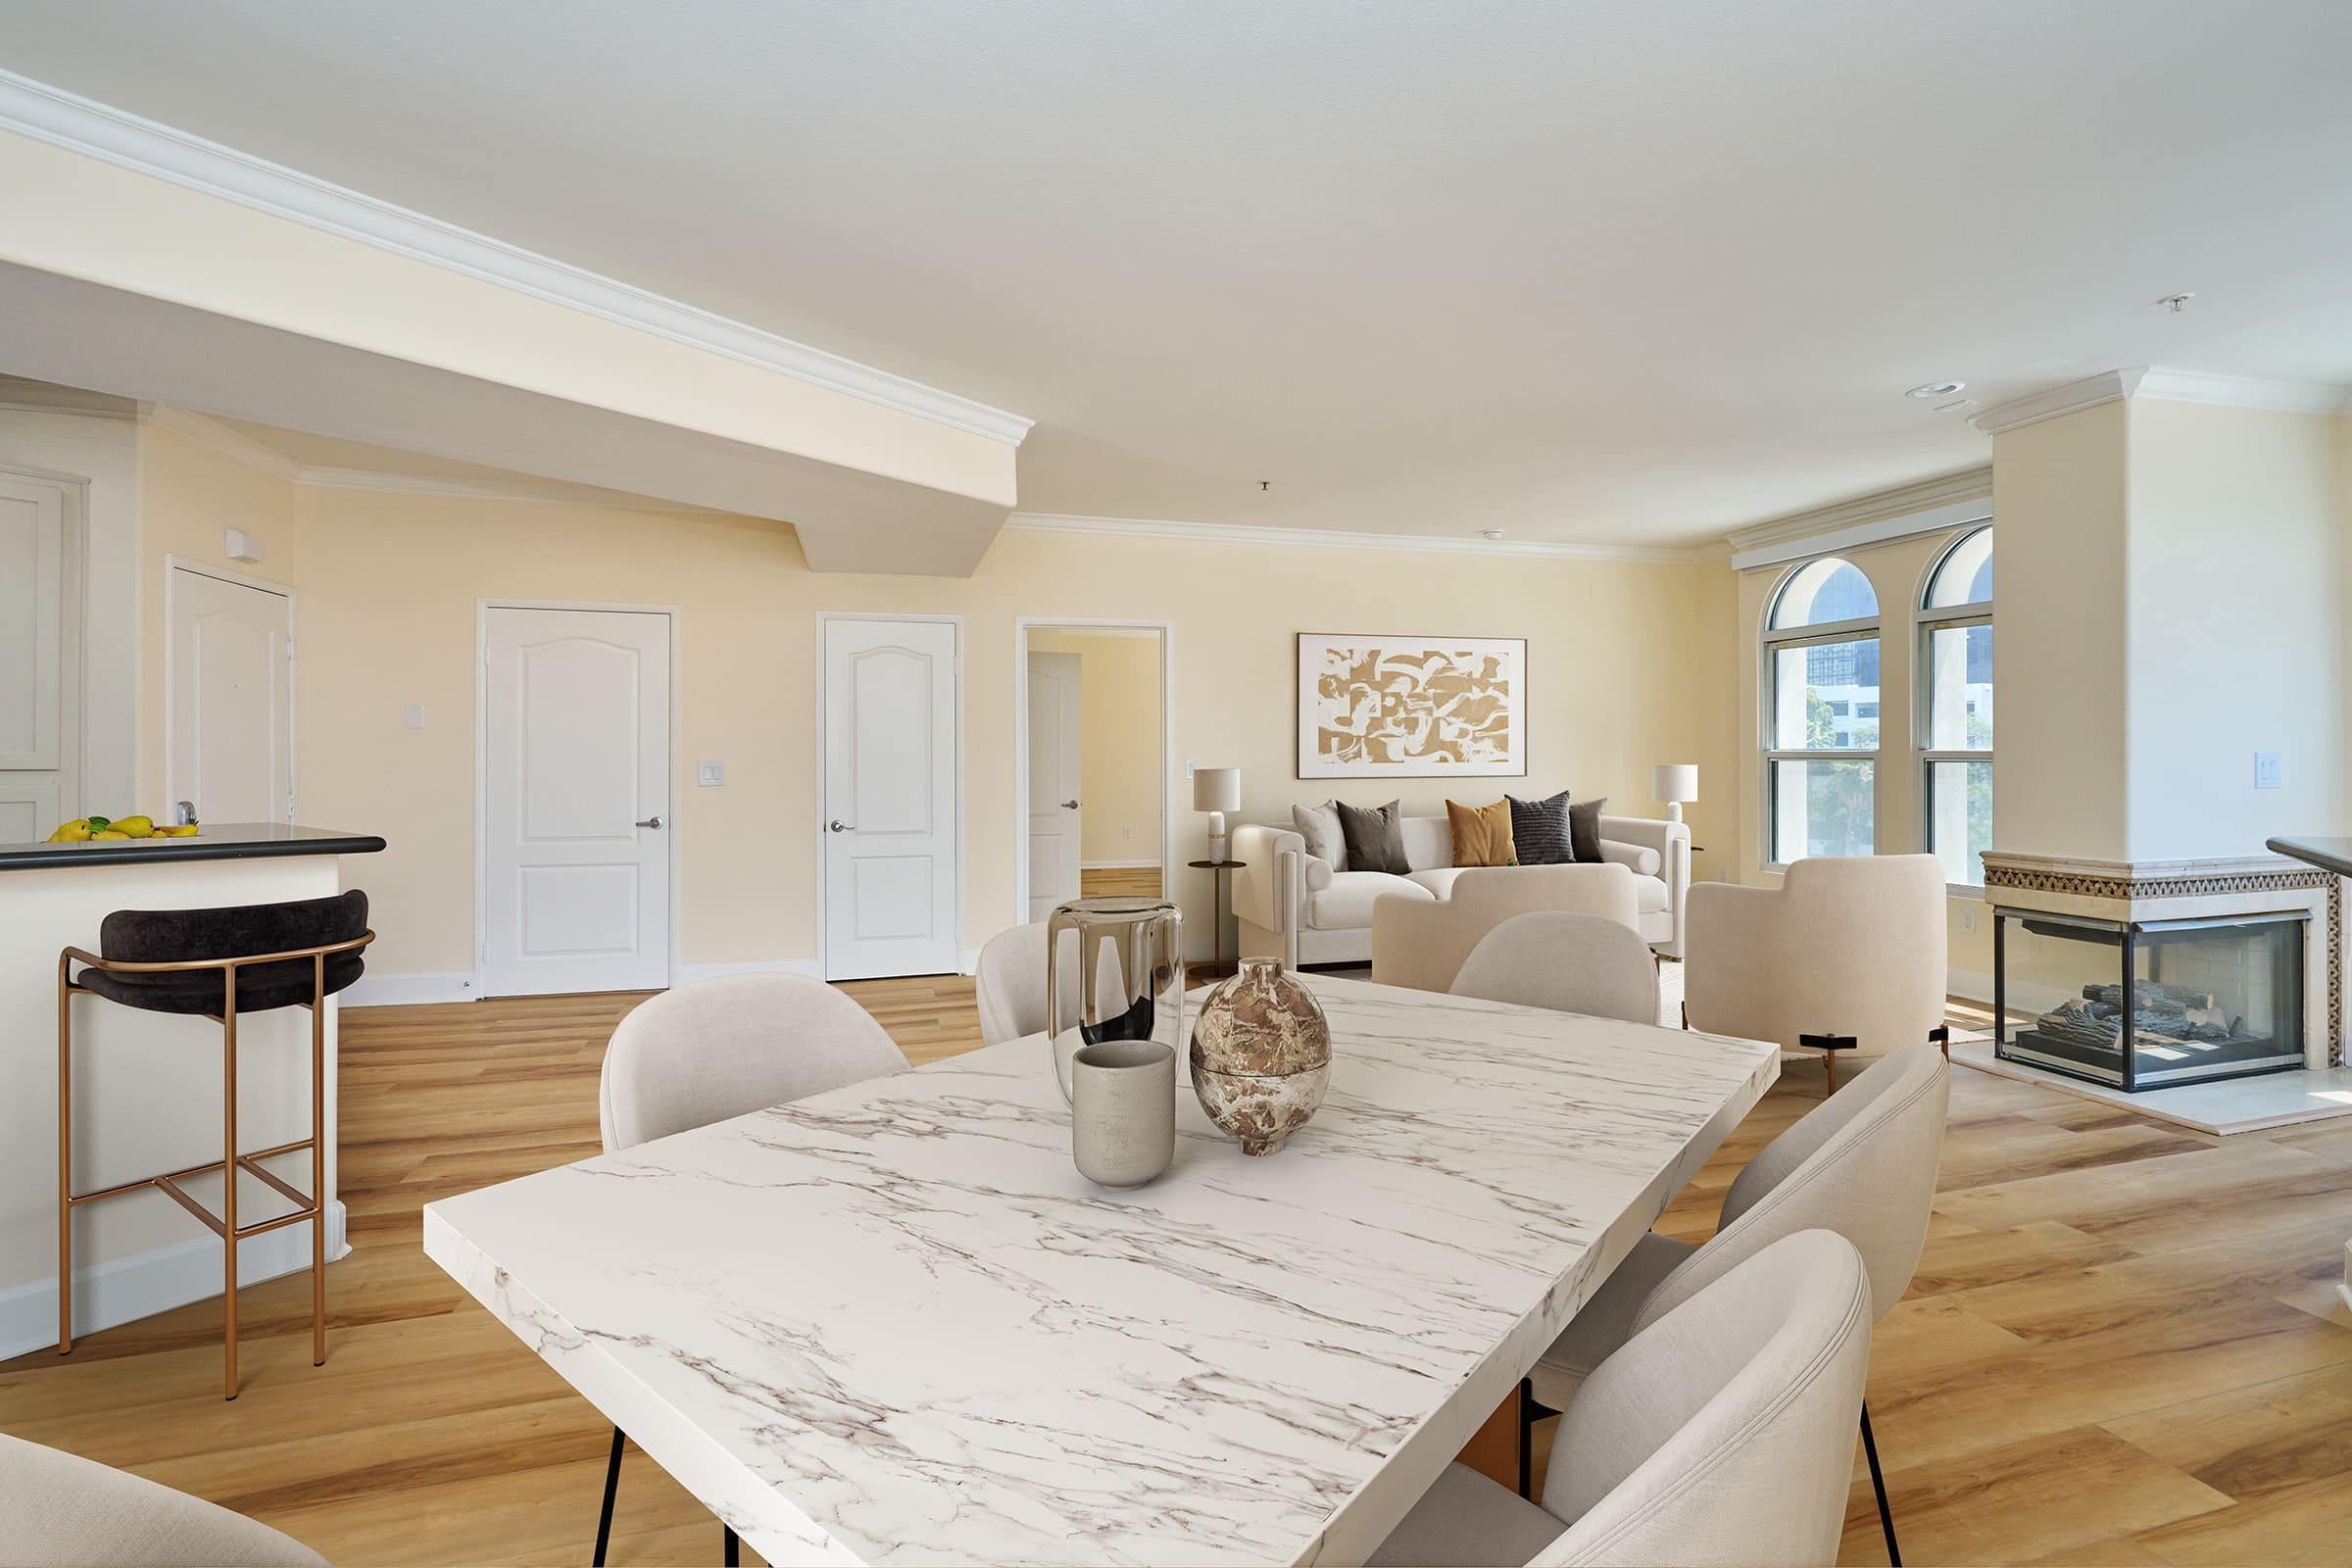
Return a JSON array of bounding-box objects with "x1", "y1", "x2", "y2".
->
[{"x1": 1446, "y1": 798, "x2": 1518, "y2": 867}]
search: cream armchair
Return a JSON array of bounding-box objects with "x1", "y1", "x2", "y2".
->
[
  {"x1": 1685, "y1": 854, "x2": 1949, "y2": 1093},
  {"x1": 1372, "y1": 864, "x2": 1641, "y2": 994}
]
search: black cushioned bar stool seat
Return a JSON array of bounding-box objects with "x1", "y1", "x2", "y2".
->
[{"x1": 59, "y1": 890, "x2": 374, "y2": 1399}]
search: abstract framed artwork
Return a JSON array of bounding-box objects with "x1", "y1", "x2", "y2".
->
[{"x1": 1297, "y1": 632, "x2": 1527, "y2": 778}]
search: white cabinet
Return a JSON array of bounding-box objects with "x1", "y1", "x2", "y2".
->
[{"x1": 0, "y1": 469, "x2": 80, "y2": 836}]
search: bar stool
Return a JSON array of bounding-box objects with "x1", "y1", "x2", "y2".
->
[{"x1": 58, "y1": 890, "x2": 374, "y2": 1400}]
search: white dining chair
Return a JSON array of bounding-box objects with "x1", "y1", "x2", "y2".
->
[
  {"x1": 1370, "y1": 1229, "x2": 1872, "y2": 1567},
  {"x1": 1524, "y1": 1040, "x2": 1949, "y2": 1563},
  {"x1": 0, "y1": 1432, "x2": 324, "y2": 1566},
  {"x1": 1449, "y1": 912, "x2": 1660, "y2": 1025},
  {"x1": 974, "y1": 920, "x2": 1125, "y2": 1046},
  {"x1": 593, "y1": 973, "x2": 909, "y2": 1565}
]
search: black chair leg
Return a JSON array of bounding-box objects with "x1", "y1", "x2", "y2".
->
[
  {"x1": 1861, "y1": 1400, "x2": 1900, "y2": 1566},
  {"x1": 724, "y1": 1525, "x2": 740, "y2": 1565},
  {"x1": 1517, "y1": 1376, "x2": 1561, "y2": 1499},
  {"x1": 593, "y1": 1425, "x2": 624, "y2": 1566}
]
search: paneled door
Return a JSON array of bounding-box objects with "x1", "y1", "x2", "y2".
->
[
  {"x1": 822, "y1": 617, "x2": 958, "y2": 980},
  {"x1": 481, "y1": 607, "x2": 670, "y2": 996},
  {"x1": 1025, "y1": 650, "x2": 1082, "y2": 919},
  {"x1": 0, "y1": 471, "x2": 74, "y2": 839},
  {"x1": 169, "y1": 565, "x2": 294, "y2": 825}
]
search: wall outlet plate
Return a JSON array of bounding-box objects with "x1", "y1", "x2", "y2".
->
[
  {"x1": 2256, "y1": 752, "x2": 2283, "y2": 789},
  {"x1": 401, "y1": 703, "x2": 424, "y2": 730}
]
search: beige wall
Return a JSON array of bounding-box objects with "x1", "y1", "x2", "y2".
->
[
  {"x1": 1734, "y1": 515, "x2": 1996, "y2": 989},
  {"x1": 1026, "y1": 628, "x2": 1165, "y2": 865},
  {"x1": 190, "y1": 482, "x2": 1721, "y2": 979}
]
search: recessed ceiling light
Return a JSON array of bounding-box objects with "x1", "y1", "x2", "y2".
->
[
  {"x1": 2159, "y1": 293, "x2": 2194, "y2": 313},
  {"x1": 1480, "y1": 528, "x2": 1506, "y2": 541},
  {"x1": 1907, "y1": 380, "x2": 1966, "y2": 400}
]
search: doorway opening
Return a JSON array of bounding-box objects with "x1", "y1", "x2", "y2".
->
[{"x1": 1015, "y1": 620, "x2": 1171, "y2": 924}]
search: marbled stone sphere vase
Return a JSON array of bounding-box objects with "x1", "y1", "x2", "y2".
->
[{"x1": 1190, "y1": 957, "x2": 1331, "y2": 1155}]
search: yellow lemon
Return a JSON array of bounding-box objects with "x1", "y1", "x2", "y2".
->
[
  {"x1": 91, "y1": 830, "x2": 131, "y2": 841},
  {"x1": 115, "y1": 814, "x2": 156, "y2": 838},
  {"x1": 47, "y1": 819, "x2": 93, "y2": 843}
]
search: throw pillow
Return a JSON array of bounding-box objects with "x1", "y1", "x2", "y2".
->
[
  {"x1": 1446, "y1": 799, "x2": 1518, "y2": 867},
  {"x1": 1508, "y1": 790, "x2": 1574, "y2": 864},
  {"x1": 1569, "y1": 796, "x2": 1609, "y2": 864},
  {"x1": 1292, "y1": 801, "x2": 1347, "y2": 870},
  {"x1": 1336, "y1": 800, "x2": 1409, "y2": 875}
]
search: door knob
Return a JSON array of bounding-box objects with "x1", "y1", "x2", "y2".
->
[
  {"x1": 829, "y1": 818, "x2": 855, "y2": 833},
  {"x1": 1061, "y1": 799, "x2": 1081, "y2": 809},
  {"x1": 635, "y1": 816, "x2": 663, "y2": 829}
]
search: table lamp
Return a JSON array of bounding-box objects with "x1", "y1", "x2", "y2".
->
[
  {"x1": 1194, "y1": 767, "x2": 1241, "y2": 861},
  {"x1": 1651, "y1": 763, "x2": 1698, "y2": 824}
]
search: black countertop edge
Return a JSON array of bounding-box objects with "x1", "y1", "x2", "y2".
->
[
  {"x1": 2267, "y1": 836, "x2": 2352, "y2": 880},
  {"x1": 0, "y1": 824, "x2": 386, "y2": 872}
]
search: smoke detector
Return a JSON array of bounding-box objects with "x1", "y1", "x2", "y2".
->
[
  {"x1": 1480, "y1": 529, "x2": 1506, "y2": 542},
  {"x1": 1906, "y1": 380, "x2": 1966, "y2": 400}
]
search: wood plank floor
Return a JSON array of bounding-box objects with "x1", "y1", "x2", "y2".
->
[
  {"x1": 1080, "y1": 864, "x2": 1162, "y2": 898},
  {"x1": 5, "y1": 979, "x2": 2348, "y2": 1565}
]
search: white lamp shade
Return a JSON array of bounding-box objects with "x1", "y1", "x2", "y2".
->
[
  {"x1": 1193, "y1": 767, "x2": 1242, "y2": 813},
  {"x1": 1651, "y1": 763, "x2": 1698, "y2": 804}
]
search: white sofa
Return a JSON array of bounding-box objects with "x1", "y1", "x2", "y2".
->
[{"x1": 1232, "y1": 811, "x2": 1691, "y2": 968}]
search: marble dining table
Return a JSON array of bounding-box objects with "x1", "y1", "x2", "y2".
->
[{"x1": 422, "y1": 975, "x2": 1778, "y2": 1566}]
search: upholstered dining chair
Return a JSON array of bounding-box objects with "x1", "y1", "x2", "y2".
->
[
  {"x1": 974, "y1": 921, "x2": 1126, "y2": 1046},
  {"x1": 1371, "y1": 1230, "x2": 1872, "y2": 1567},
  {"x1": 1524, "y1": 1040, "x2": 1949, "y2": 1564},
  {"x1": 0, "y1": 1432, "x2": 324, "y2": 1566},
  {"x1": 1684, "y1": 853, "x2": 1949, "y2": 1094},
  {"x1": 1450, "y1": 912, "x2": 1660, "y2": 1025},
  {"x1": 593, "y1": 973, "x2": 909, "y2": 1565}
]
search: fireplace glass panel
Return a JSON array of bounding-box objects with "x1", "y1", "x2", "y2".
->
[{"x1": 1994, "y1": 909, "x2": 2305, "y2": 1090}]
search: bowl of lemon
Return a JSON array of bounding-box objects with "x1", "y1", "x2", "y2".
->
[{"x1": 47, "y1": 814, "x2": 202, "y2": 845}]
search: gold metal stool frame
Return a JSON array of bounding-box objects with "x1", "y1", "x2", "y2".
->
[{"x1": 57, "y1": 929, "x2": 376, "y2": 1399}]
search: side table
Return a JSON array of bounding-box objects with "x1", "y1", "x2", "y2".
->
[{"x1": 1188, "y1": 858, "x2": 1246, "y2": 982}]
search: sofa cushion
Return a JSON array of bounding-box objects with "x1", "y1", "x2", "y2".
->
[
  {"x1": 1305, "y1": 870, "x2": 1431, "y2": 931},
  {"x1": 1293, "y1": 802, "x2": 1346, "y2": 870},
  {"x1": 1598, "y1": 840, "x2": 1662, "y2": 877},
  {"x1": 1568, "y1": 796, "x2": 1608, "y2": 863},
  {"x1": 1630, "y1": 872, "x2": 1670, "y2": 914},
  {"x1": 1508, "y1": 789, "x2": 1575, "y2": 864},
  {"x1": 1403, "y1": 867, "x2": 1471, "y2": 899},
  {"x1": 1446, "y1": 798, "x2": 1517, "y2": 867},
  {"x1": 1337, "y1": 800, "x2": 1409, "y2": 874},
  {"x1": 1399, "y1": 814, "x2": 1454, "y2": 871}
]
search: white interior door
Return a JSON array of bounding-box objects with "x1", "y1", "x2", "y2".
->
[
  {"x1": 1026, "y1": 650, "x2": 1083, "y2": 919},
  {"x1": 823, "y1": 618, "x2": 958, "y2": 980},
  {"x1": 170, "y1": 566, "x2": 293, "y2": 825},
  {"x1": 1, "y1": 472, "x2": 75, "y2": 838},
  {"x1": 482, "y1": 607, "x2": 671, "y2": 997}
]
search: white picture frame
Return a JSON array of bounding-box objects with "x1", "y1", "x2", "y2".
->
[{"x1": 1297, "y1": 632, "x2": 1527, "y2": 779}]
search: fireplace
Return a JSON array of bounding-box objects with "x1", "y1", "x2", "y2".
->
[
  {"x1": 1994, "y1": 908, "x2": 2306, "y2": 1090},
  {"x1": 1982, "y1": 850, "x2": 2340, "y2": 1095}
]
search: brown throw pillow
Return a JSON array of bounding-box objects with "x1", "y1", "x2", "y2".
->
[
  {"x1": 1446, "y1": 799, "x2": 1518, "y2": 867},
  {"x1": 1336, "y1": 799, "x2": 1409, "y2": 875}
]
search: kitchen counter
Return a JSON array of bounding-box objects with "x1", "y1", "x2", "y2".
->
[
  {"x1": 1, "y1": 825, "x2": 384, "y2": 1358},
  {"x1": 0, "y1": 822, "x2": 386, "y2": 872}
]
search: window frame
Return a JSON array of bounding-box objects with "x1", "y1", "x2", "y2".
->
[
  {"x1": 1915, "y1": 526, "x2": 1993, "y2": 892},
  {"x1": 1761, "y1": 560, "x2": 1882, "y2": 871}
]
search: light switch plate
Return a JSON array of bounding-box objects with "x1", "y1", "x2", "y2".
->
[
  {"x1": 401, "y1": 703, "x2": 424, "y2": 730},
  {"x1": 2255, "y1": 752, "x2": 2283, "y2": 789},
  {"x1": 698, "y1": 760, "x2": 726, "y2": 787}
]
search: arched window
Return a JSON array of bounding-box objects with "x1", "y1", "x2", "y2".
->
[
  {"x1": 1919, "y1": 527, "x2": 1992, "y2": 886},
  {"x1": 1763, "y1": 557, "x2": 1879, "y2": 862}
]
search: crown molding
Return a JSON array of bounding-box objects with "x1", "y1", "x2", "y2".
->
[
  {"x1": 0, "y1": 374, "x2": 138, "y2": 419},
  {"x1": 1004, "y1": 512, "x2": 1720, "y2": 564},
  {"x1": 140, "y1": 404, "x2": 302, "y2": 479},
  {"x1": 1725, "y1": 466, "x2": 1992, "y2": 559},
  {"x1": 292, "y1": 464, "x2": 710, "y2": 513},
  {"x1": 0, "y1": 69, "x2": 1034, "y2": 448},
  {"x1": 1971, "y1": 367, "x2": 2352, "y2": 435}
]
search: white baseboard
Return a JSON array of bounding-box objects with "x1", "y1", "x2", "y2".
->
[
  {"x1": 342, "y1": 970, "x2": 476, "y2": 1006},
  {"x1": 1081, "y1": 858, "x2": 1162, "y2": 870},
  {"x1": 959, "y1": 949, "x2": 980, "y2": 976},
  {"x1": 0, "y1": 1201, "x2": 348, "y2": 1361},
  {"x1": 675, "y1": 959, "x2": 823, "y2": 984}
]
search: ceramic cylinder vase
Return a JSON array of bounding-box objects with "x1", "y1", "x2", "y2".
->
[
  {"x1": 1070, "y1": 1040, "x2": 1177, "y2": 1188},
  {"x1": 1045, "y1": 897, "x2": 1186, "y2": 1104},
  {"x1": 1190, "y1": 957, "x2": 1331, "y2": 1155}
]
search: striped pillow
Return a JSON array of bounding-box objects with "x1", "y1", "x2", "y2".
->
[{"x1": 1508, "y1": 790, "x2": 1574, "y2": 864}]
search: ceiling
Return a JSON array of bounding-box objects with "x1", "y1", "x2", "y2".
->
[{"x1": 8, "y1": 1, "x2": 2351, "y2": 549}]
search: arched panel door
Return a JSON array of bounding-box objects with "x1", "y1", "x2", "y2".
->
[{"x1": 822, "y1": 618, "x2": 959, "y2": 979}]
